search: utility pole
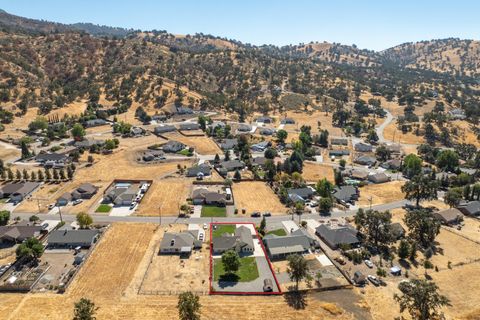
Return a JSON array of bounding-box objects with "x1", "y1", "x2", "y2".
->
[{"x1": 57, "y1": 206, "x2": 63, "y2": 223}]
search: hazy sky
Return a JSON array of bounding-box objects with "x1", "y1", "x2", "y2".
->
[{"x1": 1, "y1": 0, "x2": 479, "y2": 51}]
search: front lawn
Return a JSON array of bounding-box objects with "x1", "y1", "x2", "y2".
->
[
  {"x1": 201, "y1": 205, "x2": 226, "y2": 217},
  {"x1": 266, "y1": 228, "x2": 287, "y2": 236},
  {"x1": 177, "y1": 148, "x2": 193, "y2": 156},
  {"x1": 212, "y1": 224, "x2": 236, "y2": 238},
  {"x1": 213, "y1": 257, "x2": 259, "y2": 282},
  {"x1": 95, "y1": 204, "x2": 112, "y2": 213}
]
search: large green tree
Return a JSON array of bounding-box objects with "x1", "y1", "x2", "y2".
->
[
  {"x1": 404, "y1": 209, "x2": 441, "y2": 248},
  {"x1": 177, "y1": 291, "x2": 201, "y2": 320},
  {"x1": 354, "y1": 209, "x2": 394, "y2": 249},
  {"x1": 401, "y1": 174, "x2": 438, "y2": 207},
  {"x1": 0, "y1": 210, "x2": 10, "y2": 226},
  {"x1": 73, "y1": 298, "x2": 97, "y2": 320},
  {"x1": 71, "y1": 123, "x2": 86, "y2": 140},
  {"x1": 76, "y1": 212, "x2": 93, "y2": 229},
  {"x1": 287, "y1": 254, "x2": 309, "y2": 290},
  {"x1": 16, "y1": 237, "x2": 44, "y2": 263},
  {"x1": 221, "y1": 250, "x2": 240, "y2": 274},
  {"x1": 402, "y1": 154, "x2": 422, "y2": 178},
  {"x1": 436, "y1": 150, "x2": 459, "y2": 172}
]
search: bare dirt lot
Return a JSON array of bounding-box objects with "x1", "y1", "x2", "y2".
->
[
  {"x1": 162, "y1": 132, "x2": 222, "y2": 155},
  {"x1": 302, "y1": 162, "x2": 334, "y2": 183},
  {"x1": 357, "y1": 181, "x2": 405, "y2": 207},
  {"x1": 140, "y1": 225, "x2": 209, "y2": 294},
  {"x1": 232, "y1": 181, "x2": 287, "y2": 215},
  {"x1": 136, "y1": 178, "x2": 192, "y2": 216}
]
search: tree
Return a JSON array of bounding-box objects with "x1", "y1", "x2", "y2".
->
[
  {"x1": 315, "y1": 178, "x2": 333, "y2": 197},
  {"x1": 221, "y1": 250, "x2": 240, "y2": 274},
  {"x1": 354, "y1": 209, "x2": 393, "y2": 249},
  {"x1": 264, "y1": 148, "x2": 277, "y2": 159},
  {"x1": 29, "y1": 215, "x2": 40, "y2": 223},
  {"x1": 319, "y1": 197, "x2": 333, "y2": 214},
  {"x1": 367, "y1": 129, "x2": 379, "y2": 143},
  {"x1": 71, "y1": 123, "x2": 86, "y2": 140},
  {"x1": 0, "y1": 210, "x2": 10, "y2": 226},
  {"x1": 16, "y1": 237, "x2": 44, "y2": 263},
  {"x1": 403, "y1": 154, "x2": 422, "y2": 178},
  {"x1": 177, "y1": 291, "x2": 201, "y2": 320},
  {"x1": 76, "y1": 212, "x2": 93, "y2": 229},
  {"x1": 401, "y1": 175, "x2": 438, "y2": 207},
  {"x1": 20, "y1": 140, "x2": 31, "y2": 159},
  {"x1": 334, "y1": 169, "x2": 343, "y2": 186},
  {"x1": 404, "y1": 209, "x2": 441, "y2": 248},
  {"x1": 444, "y1": 188, "x2": 463, "y2": 208},
  {"x1": 73, "y1": 298, "x2": 97, "y2": 320},
  {"x1": 398, "y1": 240, "x2": 410, "y2": 260},
  {"x1": 436, "y1": 150, "x2": 459, "y2": 172},
  {"x1": 375, "y1": 145, "x2": 391, "y2": 162},
  {"x1": 394, "y1": 279, "x2": 450, "y2": 320},
  {"x1": 233, "y1": 170, "x2": 241, "y2": 181},
  {"x1": 259, "y1": 216, "x2": 266, "y2": 236},
  {"x1": 276, "y1": 129, "x2": 288, "y2": 144},
  {"x1": 287, "y1": 254, "x2": 309, "y2": 290}
]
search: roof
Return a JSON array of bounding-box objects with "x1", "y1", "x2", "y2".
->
[
  {"x1": 251, "y1": 141, "x2": 271, "y2": 150},
  {"x1": 259, "y1": 128, "x2": 275, "y2": 135},
  {"x1": 186, "y1": 164, "x2": 211, "y2": 177},
  {"x1": 287, "y1": 187, "x2": 314, "y2": 199},
  {"x1": 329, "y1": 149, "x2": 350, "y2": 156},
  {"x1": 77, "y1": 183, "x2": 98, "y2": 194},
  {"x1": 263, "y1": 232, "x2": 312, "y2": 255},
  {"x1": 179, "y1": 123, "x2": 200, "y2": 131},
  {"x1": 58, "y1": 192, "x2": 72, "y2": 201},
  {"x1": 212, "y1": 235, "x2": 238, "y2": 251},
  {"x1": 333, "y1": 186, "x2": 357, "y2": 202},
  {"x1": 163, "y1": 140, "x2": 186, "y2": 152},
  {"x1": 74, "y1": 139, "x2": 105, "y2": 148},
  {"x1": 154, "y1": 125, "x2": 176, "y2": 134},
  {"x1": 220, "y1": 160, "x2": 244, "y2": 171},
  {"x1": 0, "y1": 182, "x2": 40, "y2": 197},
  {"x1": 355, "y1": 155, "x2": 376, "y2": 165},
  {"x1": 435, "y1": 208, "x2": 463, "y2": 223},
  {"x1": 48, "y1": 229, "x2": 99, "y2": 245},
  {"x1": 220, "y1": 138, "x2": 238, "y2": 150},
  {"x1": 458, "y1": 201, "x2": 480, "y2": 216},
  {"x1": 35, "y1": 153, "x2": 67, "y2": 162},
  {"x1": 315, "y1": 224, "x2": 360, "y2": 248},
  {"x1": 160, "y1": 232, "x2": 195, "y2": 251},
  {"x1": 331, "y1": 138, "x2": 348, "y2": 146},
  {"x1": 256, "y1": 116, "x2": 272, "y2": 123},
  {"x1": 237, "y1": 123, "x2": 252, "y2": 132},
  {"x1": 252, "y1": 157, "x2": 268, "y2": 166},
  {"x1": 368, "y1": 172, "x2": 390, "y2": 183},
  {"x1": 0, "y1": 225, "x2": 43, "y2": 242},
  {"x1": 354, "y1": 143, "x2": 373, "y2": 152},
  {"x1": 280, "y1": 118, "x2": 295, "y2": 124},
  {"x1": 235, "y1": 225, "x2": 254, "y2": 248}
]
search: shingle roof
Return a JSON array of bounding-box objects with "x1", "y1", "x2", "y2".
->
[
  {"x1": 315, "y1": 224, "x2": 360, "y2": 248},
  {"x1": 48, "y1": 229, "x2": 99, "y2": 245},
  {"x1": 160, "y1": 232, "x2": 195, "y2": 251}
]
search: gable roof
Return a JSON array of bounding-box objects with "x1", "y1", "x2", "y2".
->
[
  {"x1": 287, "y1": 187, "x2": 314, "y2": 199},
  {"x1": 186, "y1": 164, "x2": 211, "y2": 177},
  {"x1": 368, "y1": 172, "x2": 390, "y2": 183},
  {"x1": 160, "y1": 232, "x2": 196, "y2": 252},
  {"x1": 154, "y1": 125, "x2": 176, "y2": 134},
  {"x1": 435, "y1": 208, "x2": 463, "y2": 223},
  {"x1": 458, "y1": 201, "x2": 480, "y2": 216},
  {"x1": 333, "y1": 185, "x2": 358, "y2": 202},
  {"x1": 35, "y1": 153, "x2": 67, "y2": 162},
  {"x1": 179, "y1": 123, "x2": 200, "y2": 131},
  {"x1": 0, "y1": 225, "x2": 43, "y2": 242},
  {"x1": 315, "y1": 224, "x2": 360, "y2": 248},
  {"x1": 354, "y1": 142, "x2": 373, "y2": 152},
  {"x1": 220, "y1": 138, "x2": 238, "y2": 150},
  {"x1": 48, "y1": 229, "x2": 99, "y2": 245}
]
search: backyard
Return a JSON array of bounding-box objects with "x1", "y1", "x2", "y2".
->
[
  {"x1": 212, "y1": 224, "x2": 236, "y2": 238},
  {"x1": 213, "y1": 257, "x2": 259, "y2": 282}
]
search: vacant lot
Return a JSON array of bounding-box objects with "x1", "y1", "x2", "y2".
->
[
  {"x1": 68, "y1": 223, "x2": 156, "y2": 299},
  {"x1": 357, "y1": 180, "x2": 405, "y2": 207},
  {"x1": 232, "y1": 181, "x2": 287, "y2": 215},
  {"x1": 136, "y1": 178, "x2": 191, "y2": 216},
  {"x1": 0, "y1": 142, "x2": 20, "y2": 162},
  {"x1": 283, "y1": 109, "x2": 343, "y2": 136},
  {"x1": 162, "y1": 132, "x2": 222, "y2": 155},
  {"x1": 383, "y1": 121, "x2": 425, "y2": 145},
  {"x1": 302, "y1": 162, "x2": 334, "y2": 182},
  {"x1": 140, "y1": 226, "x2": 209, "y2": 294}
]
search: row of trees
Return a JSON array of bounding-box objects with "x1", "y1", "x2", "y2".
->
[{"x1": 0, "y1": 164, "x2": 76, "y2": 182}]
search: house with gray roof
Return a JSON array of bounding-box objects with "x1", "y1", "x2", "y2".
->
[
  {"x1": 251, "y1": 141, "x2": 271, "y2": 152},
  {"x1": 434, "y1": 208, "x2": 464, "y2": 225},
  {"x1": 368, "y1": 172, "x2": 390, "y2": 184},
  {"x1": 381, "y1": 159, "x2": 402, "y2": 170},
  {"x1": 0, "y1": 225, "x2": 43, "y2": 244},
  {"x1": 354, "y1": 155, "x2": 377, "y2": 166},
  {"x1": 104, "y1": 183, "x2": 140, "y2": 206},
  {"x1": 219, "y1": 138, "x2": 238, "y2": 150},
  {"x1": 458, "y1": 200, "x2": 480, "y2": 217},
  {"x1": 354, "y1": 142, "x2": 373, "y2": 152},
  {"x1": 315, "y1": 224, "x2": 361, "y2": 250},
  {"x1": 47, "y1": 229, "x2": 100, "y2": 248},
  {"x1": 162, "y1": 140, "x2": 186, "y2": 153},
  {"x1": 280, "y1": 118, "x2": 295, "y2": 124},
  {"x1": 154, "y1": 125, "x2": 176, "y2": 135},
  {"x1": 186, "y1": 164, "x2": 211, "y2": 177},
  {"x1": 252, "y1": 156, "x2": 268, "y2": 167},
  {"x1": 287, "y1": 187, "x2": 315, "y2": 203},
  {"x1": 35, "y1": 153, "x2": 69, "y2": 168},
  {"x1": 74, "y1": 139, "x2": 105, "y2": 149},
  {"x1": 0, "y1": 182, "x2": 40, "y2": 203},
  {"x1": 159, "y1": 231, "x2": 202, "y2": 254},
  {"x1": 85, "y1": 119, "x2": 107, "y2": 128},
  {"x1": 256, "y1": 116, "x2": 272, "y2": 124},
  {"x1": 263, "y1": 228, "x2": 319, "y2": 259},
  {"x1": 259, "y1": 128, "x2": 275, "y2": 136},
  {"x1": 329, "y1": 149, "x2": 350, "y2": 157},
  {"x1": 219, "y1": 160, "x2": 245, "y2": 172},
  {"x1": 179, "y1": 123, "x2": 200, "y2": 131},
  {"x1": 237, "y1": 123, "x2": 252, "y2": 132},
  {"x1": 71, "y1": 183, "x2": 98, "y2": 200},
  {"x1": 332, "y1": 185, "x2": 359, "y2": 204},
  {"x1": 175, "y1": 106, "x2": 194, "y2": 115},
  {"x1": 331, "y1": 138, "x2": 348, "y2": 146},
  {"x1": 212, "y1": 225, "x2": 254, "y2": 254},
  {"x1": 191, "y1": 188, "x2": 228, "y2": 205}
]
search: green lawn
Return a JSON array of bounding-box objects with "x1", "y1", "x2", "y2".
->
[
  {"x1": 95, "y1": 204, "x2": 112, "y2": 213},
  {"x1": 212, "y1": 224, "x2": 236, "y2": 238},
  {"x1": 213, "y1": 257, "x2": 259, "y2": 282},
  {"x1": 177, "y1": 148, "x2": 193, "y2": 156},
  {"x1": 201, "y1": 205, "x2": 226, "y2": 217},
  {"x1": 266, "y1": 228, "x2": 287, "y2": 236}
]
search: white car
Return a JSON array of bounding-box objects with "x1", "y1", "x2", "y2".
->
[
  {"x1": 199, "y1": 233, "x2": 204, "y2": 241},
  {"x1": 203, "y1": 223, "x2": 208, "y2": 230},
  {"x1": 364, "y1": 259, "x2": 374, "y2": 268}
]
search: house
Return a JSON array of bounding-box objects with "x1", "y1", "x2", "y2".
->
[
  {"x1": 47, "y1": 229, "x2": 100, "y2": 248},
  {"x1": 263, "y1": 228, "x2": 318, "y2": 259},
  {"x1": 280, "y1": 118, "x2": 295, "y2": 124},
  {"x1": 186, "y1": 164, "x2": 211, "y2": 177},
  {"x1": 354, "y1": 155, "x2": 376, "y2": 166},
  {"x1": 191, "y1": 188, "x2": 227, "y2": 206},
  {"x1": 85, "y1": 119, "x2": 107, "y2": 128},
  {"x1": 153, "y1": 125, "x2": 176, "y2": 135},
  {"x1": 390, "y1": 223, "x2": 406, "y2": 240},
  {"x1": 385, "y1": 144, "x2": 402, "y2": 155},
  {"x1": 259, "y1": 128, "x2": 275, "y2": 136},
  {"x1": 256, "y1": 116, "x2": 272, "y2": 124},
  {"x1": 287, "y1": 187, "x2": 315, "y2": 203},
  {"x1": 332, "y1": 185, "x2": 358, "y2": 204},
  {"x1": 349, "y1": 170, "x2": 369, "y2": 180},
  {"x1": 331, "y1": 138, "x2": 348, "y2": 146},
  {"x1": 315, "y1": 224, "x2": 361, "y2": 250},
  {"x1": 353, "y1": 271, "x2": 367, "y2": 285},
  {"x1": 219, "y1": 160, "x2": 245, "y2": 172},
  {"x1": 0, "y1": 225, "x2": 43, "y2": 244},
  {"x1": 448, "y1": 108, "x2": 466, "y2": 120},
  {"x1": 212, "y1": 226, "x2": 254, "y2": 254},
  {"x1": 251, "y1": 141, "x2": 271, "y2": 152},
  {"x1": 74, "y1": 139, "x2": 105, "y2": 149},
  {"x1": 159, "y1": 231, "x2": 202, "y2": 254},
  {"x1": 434, "y1": 208, "x2": 464, "y2": 225},
  {"x1": 237, "y1": 123, "x2": 252, "y2": 132},
  {"x1": 458, "y1": 201, "x2": 480, "y2": 217},
  {"x1": 0, "y1": 182, "x2": 40, "y2": 203},
  {"x1": 130, "y1": 126, "x2": 145, "y2": 136},
  {"x1": 329, "y1": 149, "x2": 350, "y2": 157},
  {"x1": 104, "y1": 183, "x2": 140, "y2": 206},
  {"x1": 179, "y1": 123, "x2": 200, "y2": 131},
  {"x1": 35, "y1": 153, "x2": 69, "y2": 168},
  {"x1": 219, "y1": 138, "x2": 238, "y2": 151},
  {"x1": 142, "y1": 150, "x2": 165, "y2": 162},
  {"x1": 175, "y1": 106, "x2": 194, "y2": 115},
  {"x1": 252, "y1": 157, "x2": 268, "y2": 167},
  {"x1": 71, "y1": 183, "x2": 98, "y2": 200},
  {"x1": 381, "y1": 159, "x2": 402, "y2": 170},
  {"x1": 354, "y1": 142, "x2": 373, "y2": 152},
  {"x1": 56, "y1": 192, "x2": 73, "y2": 206},
  {"x1": 368, "y1": 172, "x2": 390, "y2": 184},
  {"x1": 162, "y1": 140, "x2": 186, "y2": 153},
  {"x1": 151, "y1": 114, "x2": 167, "y2": 122},
  {"x1": 209, "y1": 121, "x2": 226, "y2": 130}
]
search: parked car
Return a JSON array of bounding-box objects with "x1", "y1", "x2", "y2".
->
[
  {"x1": 203, "y1": 223, "x2": 208, "y2": 230},
  {"x1": 73, "y1": 199, "x2": 83, "y2": 206},
  {"x1": 364, "y1": 259, "x2": 374, "y2": 268},
  {"x1": 130, "y1": 203, "x2": 136, "y2": 210},
  {"x1": 251, "y1": 212, "x2": 261, "y2": 217},
  {"x1": 335, "y1": 256, "x2": 346, "y2": 265},
  {"x1": 48, "y1": 203, "x2": 55, "y2": 210},
  {"x1": 199, "y1": 233, "x2": 204, "y2": 241},
  {"x1": 262, "y1": 212, "x2": 271, "y2": 217},
  {"x1": 367, "y1": 275, "x2": 380, "y2": 286}
]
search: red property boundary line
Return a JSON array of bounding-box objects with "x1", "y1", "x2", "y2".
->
[{"x1": 209, "y1": 222, "x2": 282, "y2": 295}]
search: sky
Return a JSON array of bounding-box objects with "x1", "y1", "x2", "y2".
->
[{"x1": 0, "y1": 0, "x2": 479, "y2": 51}]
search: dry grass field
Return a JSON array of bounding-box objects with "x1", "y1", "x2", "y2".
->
[
  {"x1": 162, "y1": 132, "x2": 222, "y2": 155},
  {"x1": 357, "y1": 181, "x2": 405, "y2": 207},
  {"x1": 0, "y1": 142, "x2": 20, "y2": 161},
  {"x1": 68, "y1": 223, "x2": 157, "y2": 299},
  {"x1": 136, "y1": 178, "x2": 192, "y2": 216},
  {"x1": 140, "y1": 226, "x2": 209, "y2": 294},
  {"x1": 232, "y1": 181, "x2": 287, "y2": 215},
  {"x1": 283, "y1": 110, "x2": 344, "y2": 136},
  {"x1": 302, "y1": 162, "x2": 334, "y2": 182}
]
